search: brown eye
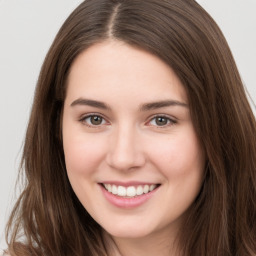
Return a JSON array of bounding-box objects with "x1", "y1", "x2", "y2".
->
[
  {"x1": 155, "y1": 117, "x2": 168, "y2": 126},
  {"x1": 90, "y1": 115, "x2": 103, "y2": 125},
  {"x1": 81, "y1": 115, "x2": 107, "y2": 127},
  {"x1": 148, "y1": 115, "x2": 176, "y2": 127}
]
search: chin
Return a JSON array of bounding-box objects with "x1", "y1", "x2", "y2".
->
[{"x1": 102, "y1": 222, "x2": 156, "y2": 239}]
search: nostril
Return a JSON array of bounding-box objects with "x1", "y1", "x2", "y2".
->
[
  {"x1": 106, "y1": 149, "x2": 146, "y2": 171},
  {"x1": 106, "y1": 132, "x2": 146, "y2": 171}
]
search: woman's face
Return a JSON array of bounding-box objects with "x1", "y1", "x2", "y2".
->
[{"x1": 62, "y1": 40, "x2": 205, "y2": 239}]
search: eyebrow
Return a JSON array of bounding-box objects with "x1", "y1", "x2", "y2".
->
[
  {"x1": 139, "y1": 100, "x2": 188, "y2": 111},
  {"x1": 70, "y1": 98, "x2": 110, "y2": 110},
  {"x1": 70, "y1": 98, "x2": 188, "y2": 111}
]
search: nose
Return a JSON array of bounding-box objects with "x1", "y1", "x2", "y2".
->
[{"x1": 106, "y1": 125, "x2": 146, "y2": 171}]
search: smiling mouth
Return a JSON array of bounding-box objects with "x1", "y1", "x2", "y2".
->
[{"x1": 101, "y1": 183, "x2": 160, "y2": 198}]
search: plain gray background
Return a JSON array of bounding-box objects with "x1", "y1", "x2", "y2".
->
[{"x1": 0, "y1": 0, "x2": 255, "y2": 250}]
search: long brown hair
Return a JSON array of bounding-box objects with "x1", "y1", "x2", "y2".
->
[{"x1": 5, "y1": 0, "x2": 256, "y2": 255}]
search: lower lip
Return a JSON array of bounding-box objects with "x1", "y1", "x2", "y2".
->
[{"x1": 100, "y1": 185, "x2": 159, "y2": 209}]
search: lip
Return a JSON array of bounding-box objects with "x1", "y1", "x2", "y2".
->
[{"x1": 99, "y1": 183, "x2": 160, "y2": 209}]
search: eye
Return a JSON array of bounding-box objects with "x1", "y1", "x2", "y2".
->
[
  {"x1": 148, "y1": 115, "x2": 176, "y2": 127},
  {"x1": 80, "y1": 114, "x2": 107, "y2": 127}
]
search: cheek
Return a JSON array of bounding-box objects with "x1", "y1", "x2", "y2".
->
[
  {"x1": 148, "y1": 129, "x2": 205, "y2": 178},
  {"x1": 63, "y1": 132, "x2": 106, "y2": 177}
]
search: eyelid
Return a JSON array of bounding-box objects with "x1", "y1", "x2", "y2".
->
[
  {"x1": 146, "y1": 114, "x2": 177, "y2": 127},
  {"x1": 79, "y1": 113, "x2": 110, "y2": 127},
  {"x1": 78, "y1": 113, "x2": 177, "y2": 128}
]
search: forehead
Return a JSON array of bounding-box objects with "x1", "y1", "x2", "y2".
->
[{"x1": 66, "y1": 40, "x2": 187, "y2": 105}]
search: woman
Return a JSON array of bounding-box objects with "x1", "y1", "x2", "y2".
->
[{"x1": 4, "y1": 0, "x2": 256, "y2": 255}]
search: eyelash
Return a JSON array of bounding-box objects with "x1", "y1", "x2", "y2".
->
[
  {"x1": 147, "y1": 114, "x2": 177, "y2": 128},
  {"x1": 79, "y1": 114, "x2": 177, "y2": 128},
  {"x1": 79, "y1": 113, "x2": 108, "y2": 128}
]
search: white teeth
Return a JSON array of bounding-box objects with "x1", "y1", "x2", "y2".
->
[
  {"x1": 112, "y1": 185, "x2": 118, "y2": 195},
  {"x1": 150, "y1": 184, "x2": 156, "y2": 191},
  {"x1": 106, "y1": 184, "x2": 112, "y2": 193},
  {"x1": 136, "y1": 186, "x2": 143, "y2": 195},
  {"x1": 117, "y1": 186, "x2": 126, "y2": 196},
  {"x1": 143, "y1": 185, "x2": 149, "y2": 193},
  {"x1": 103, "y1": 183, "x2": 158, "y2": 197},
  {"x1": 127, "y1": 186, "x2": 136, "y2": 197}
]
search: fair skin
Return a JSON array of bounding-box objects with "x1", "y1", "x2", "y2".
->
[{"x1": 62, "y1": 40, "x2": 205, "y2": 256}]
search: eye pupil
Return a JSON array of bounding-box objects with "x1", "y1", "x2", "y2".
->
[
  {"x1": 156, "y1": 117, "x2": 168, "y2": 126},
  {"x1": 91, "y1": 116, "x2": 102, "y2": 125}
]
